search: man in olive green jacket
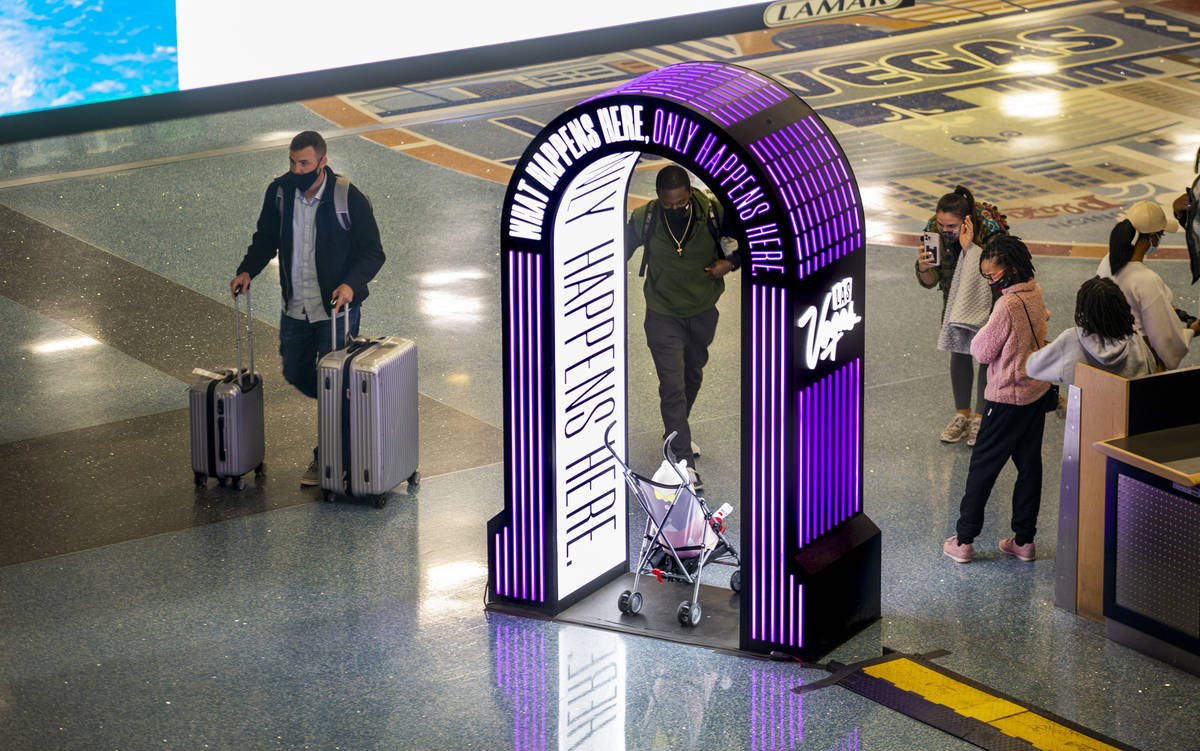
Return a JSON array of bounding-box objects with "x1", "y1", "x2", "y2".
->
[{"x1": 625, "y1": 165, "x2": 741, "y2": 490}]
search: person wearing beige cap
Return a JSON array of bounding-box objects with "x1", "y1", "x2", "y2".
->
[{"x1": 1096, "y1": 200, "x2": 1199, "y2": 370}]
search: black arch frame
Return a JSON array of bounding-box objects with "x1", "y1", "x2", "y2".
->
[{"x1": 487, "y1": 62, "x2": 877, "y2": 658}]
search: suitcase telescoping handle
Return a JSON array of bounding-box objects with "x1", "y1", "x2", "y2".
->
[
  {"x1": 232, "y1": 287, "x2": 255, "y2": 390},
  {"x1": 330, "y1": 302, "x2": 352, "y2": 352}
]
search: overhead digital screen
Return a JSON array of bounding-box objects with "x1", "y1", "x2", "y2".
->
[
  {"x1": 2, "y1": 0, "x2": 179, "y2": 118},
  {"x1": 0, "y1": 0, "x2": 768, "y2": 121}
]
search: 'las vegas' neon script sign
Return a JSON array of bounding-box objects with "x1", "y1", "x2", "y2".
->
[{"x1": 797, "y1": 277, "x2": 861, "y2": 369}]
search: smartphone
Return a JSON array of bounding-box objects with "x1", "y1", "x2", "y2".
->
[{"x1": 921, "y1": 231, "x2": 940, "y2": 267}]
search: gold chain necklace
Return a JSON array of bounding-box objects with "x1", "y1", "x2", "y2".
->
[{"x1": 663, "y1": 206, "x2": 692, "y2": 256}]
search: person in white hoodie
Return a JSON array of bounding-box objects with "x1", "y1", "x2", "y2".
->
[
  {"x1": 1096, "y1": 200, "x2": 1200, "y2": 370},
  {"x1": 1026, "y1": 277, "x2": 1156, "y2": 385}
]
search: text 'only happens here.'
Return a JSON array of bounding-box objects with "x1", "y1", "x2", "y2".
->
[{"x1": 508, "y1": 104, "x2": 787, "y2": 277}]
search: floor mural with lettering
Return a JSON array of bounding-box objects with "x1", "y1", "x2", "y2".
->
[{"x1": 306, "y1": 0, "x2": 1200, "y2": 258}]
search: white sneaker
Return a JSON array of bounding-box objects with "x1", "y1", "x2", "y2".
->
[
  {"x1": 691, "y1": 441, "x2": 701, "y2": 458},
  {"x1": 940, "y1": 414, "x2": 969, "y2": 443},
  {"x1": 687, "y1": 467, "x2": 704, "y2": 492}
]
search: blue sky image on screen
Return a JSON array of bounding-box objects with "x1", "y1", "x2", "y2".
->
[{"x1": 1, "y1": 0, "x2": 179, "y2": 118}]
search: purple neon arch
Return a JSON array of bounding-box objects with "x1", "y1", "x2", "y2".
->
[{"x1": 487, "y1": 61, "x2": 867, "y2": 657}]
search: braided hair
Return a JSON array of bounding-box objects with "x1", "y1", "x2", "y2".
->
[
  {"x1": 979, "y1": 234, "x2": 1035, "y2": 284},
  {"x1": 1107, "y1": 219, "x2": 1138, "y2": 275},
  {"x1": 1075, "y1": 276, "x2": 1135, "y2": 343}
]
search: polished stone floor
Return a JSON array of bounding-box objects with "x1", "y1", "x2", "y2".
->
[{"x1": 2, "y1": 2, "x2": 1200, "y2": 749}]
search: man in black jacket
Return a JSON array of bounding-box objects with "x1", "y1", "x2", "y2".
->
[{"x1": 230, "y1": 131, "x2": 386, "y2": 486}]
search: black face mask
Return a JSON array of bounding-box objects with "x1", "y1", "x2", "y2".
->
[
  {"x1": 289, "y1": 163, "x2": 323, "y2": 192},
  {"x1": 664, "y1": 206, "x2": 689, "y2": 223}
]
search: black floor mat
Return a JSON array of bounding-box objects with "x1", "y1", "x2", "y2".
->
[{"x1": 555, "y1": 572, "x2": 741, "y2": 652}]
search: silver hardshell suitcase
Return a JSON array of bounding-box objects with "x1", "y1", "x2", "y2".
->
[
  {"x1": 318, "y1": 311, "x2": 419, "y2": 507},
  {"x1": 189, "y1": 290, "x2": 265, "y2": 490}
]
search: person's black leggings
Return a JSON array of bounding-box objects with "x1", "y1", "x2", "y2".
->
[{"x1": 950, "y1": 351, "x2": 987, "y2": 414}]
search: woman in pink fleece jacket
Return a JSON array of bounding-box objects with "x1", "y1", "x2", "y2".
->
[{"x1": 944, "y1": 236, "x2": 1052, "y2": 564}]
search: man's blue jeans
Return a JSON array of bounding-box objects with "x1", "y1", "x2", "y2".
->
[{"x1": 279, "y1": 307, "x2": 360, "y2": 400}]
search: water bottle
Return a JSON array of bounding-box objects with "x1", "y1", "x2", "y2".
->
[{"x1": 712, "y1": 503, "x2": 733, "y2": 524}]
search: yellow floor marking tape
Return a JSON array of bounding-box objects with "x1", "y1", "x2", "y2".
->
[
  {"x1": 991, "y1": 711, "x2": 1125, "y2": 751},
  {"x1": 864, "y1": 659, "x2": 1025, "y2": 723},
  {"x1": 864, "y1": 659, "x2": 1124, "y2": 751}
]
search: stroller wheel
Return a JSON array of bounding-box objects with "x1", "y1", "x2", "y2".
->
[
  {"x1": 618, "y1": 590, "x2": 643, "y2": 615},
  {"x1": 677, "y1": 601, "x2": 702, "y2": 627},
  {"x1": 730, "y1": 569, "x2": 742, "y2": 592}
]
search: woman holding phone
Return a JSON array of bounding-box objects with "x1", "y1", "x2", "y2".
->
[{"x1": 916, "y1": 185, "x2": 1008, "y2": 446}]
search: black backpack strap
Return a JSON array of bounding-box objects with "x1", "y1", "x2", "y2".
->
[
  {"x1": 705, "y1": 199, "x2": 724, "y2": 259},
  {"x1": 639, "y1": 200, "x2": 658, "y2": 278}
]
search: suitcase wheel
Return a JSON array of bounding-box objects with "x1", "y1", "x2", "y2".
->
[
  {"x1": 216, "y1": 476, "x2": 227, "y2": 487},
  {"x1": 373, "y1": 495, "x2": 387, "y2": 509},
  {"x1": 254, "y1": 462, "x2": 266, "y2": 478},
  {"x1": 233, "y1": 476, "x2": 246, "y2": 491},
  {"x1": 322, "y1": 490, "x2": 335, "y2": 503},
  {"x1": 406, "y1": 471, "x2": 420, "y2": 491},
  {"x1": 194, "y1": 472, "x2": 207, "y2": 487}
]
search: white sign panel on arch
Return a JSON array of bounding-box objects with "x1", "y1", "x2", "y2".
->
[{"x1": 552, "y1": 152, "x2": 638, "y2": 598}]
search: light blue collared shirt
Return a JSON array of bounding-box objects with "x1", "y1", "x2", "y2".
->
[{"x1": 284, "y1": 176, "x2": 329, "y2": 322}]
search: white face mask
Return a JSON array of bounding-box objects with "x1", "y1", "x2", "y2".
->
[{"x1": 1132, "y1": 229, "x2": 1161, "y2": 256}]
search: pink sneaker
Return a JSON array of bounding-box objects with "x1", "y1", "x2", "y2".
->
[
  {"x1": 943, "y1": 535, "x2": 972, "y2": 563},
  {"x1": 999, "y1": 537, "x2": 1035, "y2": 561}
]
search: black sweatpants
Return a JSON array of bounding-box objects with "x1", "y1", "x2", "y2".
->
[
  {"x1": 643, "y1": 306, "x2": 719, "y2": 464},
  {"x1": 954, "y1": 398, "x2": 1046, "y2": 546}
]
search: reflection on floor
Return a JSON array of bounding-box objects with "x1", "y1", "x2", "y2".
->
[{"x1": 2, "y1": 1, "x2": 1200, "y2": 748}]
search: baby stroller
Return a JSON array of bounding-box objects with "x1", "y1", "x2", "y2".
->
[{"x1": 604, "y1": 421, "x2": 741, "y2": 627}]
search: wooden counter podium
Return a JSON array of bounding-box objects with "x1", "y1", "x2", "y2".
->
[{"x1": 1057, "y1": 363, "x2": 1200, "y2": 621}]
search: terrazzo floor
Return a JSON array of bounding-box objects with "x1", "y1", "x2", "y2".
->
[{"x1": 3, "y1": 2, "x2": 1200, "y2": 748}]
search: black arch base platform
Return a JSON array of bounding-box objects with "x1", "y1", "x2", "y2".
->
[
  {"x1": 562, "y1": 515, "x2": 879, "y2": 661},
  {"x1": 556, "y1": 574, "x2": 743, "y2": 654},
  {"x1": 791, "y1": 514, "x2": 881, "y2": 660},
  {"x1": 487, "y1": 513, "x2": 879, "y2": 662}
]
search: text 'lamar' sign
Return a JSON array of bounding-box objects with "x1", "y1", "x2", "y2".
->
[{"x1": 764, "y1": 0, "x2": 911, "y2": 26}]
